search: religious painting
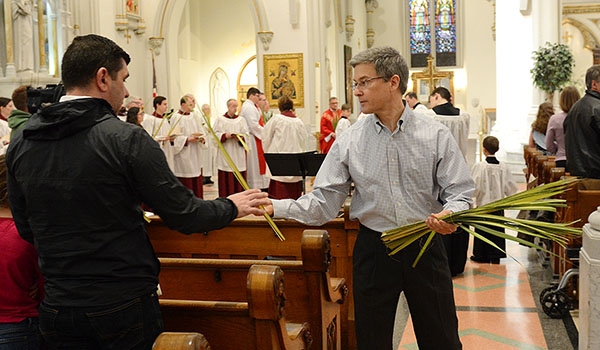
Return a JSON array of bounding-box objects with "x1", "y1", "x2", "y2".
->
[
  {"x1": 263, "y1": 53, "x2": 304, "y2": 108},
  {"x1": 125, "y1": 0, "x2": 141, "y2": 19},
  {"x1": 344, "y1": 45, "x2": 353, "y2": 104}
]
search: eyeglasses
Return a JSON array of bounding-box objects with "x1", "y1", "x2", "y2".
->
[{"x1": 351, "y1": 76, "x2": 385, "y2": 91}]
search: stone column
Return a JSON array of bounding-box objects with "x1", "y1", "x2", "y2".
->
[
  {"x1": 580, "y1": 209, "x2": 600, "y2": 349},
  {"x1": 37, "y1": 0, "x2": 47, "y2": 73},
  {"x1": 3, "y1": 0, "x2": 16, "y2": 77},
  {"x1": 365, "y1": 0, "x2": 378, "y2": 48},
  {"x1": 492, "y1": 0, "x2": 560, "y2": 165}
]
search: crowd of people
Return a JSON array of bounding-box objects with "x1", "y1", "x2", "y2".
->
[{"x1": 2, "y1": 31, "x2": 600, "y2": 350}]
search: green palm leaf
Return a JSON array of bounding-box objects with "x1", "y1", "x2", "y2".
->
[{"x1": 381, "y1": 178, "x2": 581, "y2": 267}]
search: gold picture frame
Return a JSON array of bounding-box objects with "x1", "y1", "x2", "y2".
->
[{"x1": 263, "y1": 53, "x2": 304, "y2": 108}]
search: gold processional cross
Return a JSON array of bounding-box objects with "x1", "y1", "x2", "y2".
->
[{"x1": 410, "y1": 55, "x2": 454, "y2": 98}]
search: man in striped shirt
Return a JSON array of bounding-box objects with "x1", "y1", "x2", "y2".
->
[{"x1": 267, "y1": 46, "x2": 474, "y2": 350}]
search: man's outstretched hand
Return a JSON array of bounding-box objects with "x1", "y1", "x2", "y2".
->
[{"x1": 228, "y1": 189, "x2": 271, "y2": 218}]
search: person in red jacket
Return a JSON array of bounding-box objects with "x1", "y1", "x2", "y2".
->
[
  {"x1": 319, "y1": 97, "x2": 342, "y2": 153},
  {"x1": 0, "y1": 154, "x2": 44, "y2": 349}
]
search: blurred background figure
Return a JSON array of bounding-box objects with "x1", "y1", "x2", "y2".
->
[
  {"x1": 545, "y1": 86, "x2": 580, "y2": 168},
  {"x1": 529, "y1": 101, "x2": 554, "y2": 154},
  {"x1": 263, "y1": 95, "x2": 308, "y2": 200}
]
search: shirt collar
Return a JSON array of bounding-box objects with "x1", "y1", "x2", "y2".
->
[{"x1": 373, "y1": 106, "x2": 409, "y2": 135}]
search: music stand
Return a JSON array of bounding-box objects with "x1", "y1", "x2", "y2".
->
[{"x1": 264, "y1": 151, "x2": 326, "y2": 194}]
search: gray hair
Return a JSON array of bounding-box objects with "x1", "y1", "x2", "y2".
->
[
  {"x1": 585, "y1": 65, "x2": 600, "y2": 90},
  {"x1": 349, "y1": 46, "x2": 409, "y2": 94}
]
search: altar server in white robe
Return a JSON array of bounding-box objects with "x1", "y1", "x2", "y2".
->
[
  {"x1": 262, "y1": 95, "x2": 309, "y2": 200},
  {"x1": 141, "y1": 95, "x2": 175, "y2": 166},
  {"x1": 213, "y1": 99, "x2": 249, "y2": 197},
  {"x1": 470, "y1": 135, "x2": 518, "y2": 263},
  {"x1": 240, "y1": 87, "x2": 270, "y2": 190},
  {"x1": 169, "y1": 94, "x2": 208, "y2": 198}
]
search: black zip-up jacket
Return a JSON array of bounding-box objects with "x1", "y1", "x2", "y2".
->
[
  {"x1": 7, "y1": 97, "x2": 237, "y2": 307},
  {"x1": 564, "y1": 89, "x2": 600, "y2": 178}
]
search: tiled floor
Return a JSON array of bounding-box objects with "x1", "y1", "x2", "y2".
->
[
  {"x1": 393, "y1": 225, "x2": 579, "y2": 349},
  {"x1": 202, "y1": 179, "x2": 579, "y2": 349}
]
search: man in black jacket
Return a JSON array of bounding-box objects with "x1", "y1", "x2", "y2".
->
[
  {"x1": 564, "y1": 64, "x2": 600, "y2": 178},
  {"x1": 6, "y1": 34, "x2": 269, "y2": 349}
]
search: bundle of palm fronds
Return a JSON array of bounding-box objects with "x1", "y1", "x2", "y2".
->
[{"x1": 381, "y1": 177, "x2": 581, "y2": 267}]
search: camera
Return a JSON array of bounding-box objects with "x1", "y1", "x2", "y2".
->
[{"x1": 27, "y1": 84, "x2": 65, "y2": 113}]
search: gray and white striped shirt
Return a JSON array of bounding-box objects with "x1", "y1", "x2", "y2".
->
[{"x1": 272, "y1": 106, "x2": 474, "y2": 233}]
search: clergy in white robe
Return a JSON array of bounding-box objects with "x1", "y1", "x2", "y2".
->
[
  {"x1": 141, "y1": 97, "x2": 176, "y2": 167},
  {"x1": 240, "y1": 88, "x2": 270, "y2": 190},
  {"x1": 169, "y1": 95, "x2": 208, "y2": 198},
  {"x1": 213, "y1": 99, "x2": 249, "y2": 197},
  {"x1": 470, "y1": 136, "x2": 518, "y2": 263},
  {"x1": 262, "y1": 96, "x2": 308, "y2": 200}
]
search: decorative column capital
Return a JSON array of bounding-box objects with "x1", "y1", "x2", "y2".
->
[
  {"x1": 258, "y1": 31, "x2": 274, "y2": 51},
  {"x1": 365, "y1": 0, "x2": 378, "y2": 13},
  {"x1": 148, "y1": 36, "x2": 164, "y2": 55}
]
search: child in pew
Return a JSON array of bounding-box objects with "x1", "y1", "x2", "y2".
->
[{"x1": 470, "y1": 136, "x2": 518, "y2": 263}]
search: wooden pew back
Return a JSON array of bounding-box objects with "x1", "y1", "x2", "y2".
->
[
  {"x1": 160, "y1": 265, "x2": 312, "y2": 350},
  {"x1": 148, "y1": 211, "x2": 359, "y2": 349},
  {"x1": 158, "y1": 230, "x2": 347, "y2": 350}
]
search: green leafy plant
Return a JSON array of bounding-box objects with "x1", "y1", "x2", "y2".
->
[{"x1": 531, "y1": 42, "x2": 574, "y2": 98}]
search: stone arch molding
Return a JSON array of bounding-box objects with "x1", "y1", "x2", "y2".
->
[
  {"x1": 151, "y1": 0, "x2": 269, "y2": 99},
  {"x1": 562, "y1": 17, "x2": 599, "y2": 51}
]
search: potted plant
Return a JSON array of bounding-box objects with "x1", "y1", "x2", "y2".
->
[{"x1": 531, "y1": 42, "x2": 574, "y2": 101}]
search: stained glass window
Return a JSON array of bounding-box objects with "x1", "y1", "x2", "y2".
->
[{"x1": 409, "y1": 0, "x2": 457, "y2": 68}]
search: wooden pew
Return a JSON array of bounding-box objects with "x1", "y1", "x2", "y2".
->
[
  {"x1": 158, "y1": 230, "x2": 348, "y2": 350},
  {"x1": 554, "y1": 178, "x2": 600, "y2": 277},
  {"x1": 523, "y1": 147, "x2": 542, "y2": 187},
  {"x1": 148, "y1": 201, "x2": 359, "y2": 349},
  {"x1": 153, "y1": 332, "x2": 210, "y2": 350},
  {"x1": 160, "y1": 264, "x2": 312, "y2": 350}
]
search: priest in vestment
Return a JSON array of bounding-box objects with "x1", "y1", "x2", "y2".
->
[
  {"x1": 240, "y1": 87, "x2": 269, "y2": 190},
  {"x1": 263, "y1": 95, "x2": 308, "y2": 200},
  {"x1": 319, "y1": 97, "x2": 341, "y2": 153},
  {"x1": 213, "y1": 99, "x2": 248, "y2": 197}
]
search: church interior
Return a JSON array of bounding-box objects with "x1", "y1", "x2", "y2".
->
[{"x1": 1, "y1": 0, "x2": 600, "y2": 349}]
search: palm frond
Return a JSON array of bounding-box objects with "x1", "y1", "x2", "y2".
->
[{"x1": 381, "y1": 178, "x2": 581, "y2": 267}]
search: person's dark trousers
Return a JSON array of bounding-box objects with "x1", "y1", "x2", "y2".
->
[
  {"x1": 472, "y1": 210, "x2": 507, "y2": 261},
  {"x1": 38, "y1": 292, "x2": 163, "y2": 350},
  {"x1": 353, "y1": 225, "x2": 462, "y2": 350},
  {"x1": 442, "y1": 226, "x2": 469, "y2": 276},
  {"x1": 0, "y1": 317, "x2": 41, "y2": 350}
]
